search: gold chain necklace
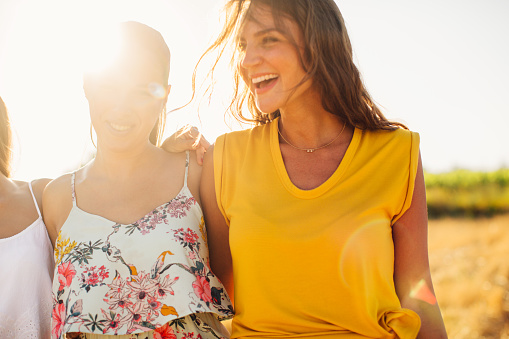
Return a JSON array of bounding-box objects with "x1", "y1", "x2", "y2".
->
[{"x1": 277, "y1": 122, "x2": 346, "y2": 153}]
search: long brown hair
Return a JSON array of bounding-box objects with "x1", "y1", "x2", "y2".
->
[
  {"x1": 0, "y1": 96, "x2": 12, "y2": 177},
  {"x1": 195, "y1": 0, "x2": 405, "y2": 130}
]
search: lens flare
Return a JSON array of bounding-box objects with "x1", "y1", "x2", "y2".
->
[
  {"x1": 148, "y1": 82, "x2": 166, "y2": 99},
  {"x1": 410, "y1": 279, "x2": 437, "y2": 305}
]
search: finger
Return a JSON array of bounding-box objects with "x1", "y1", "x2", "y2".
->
[
  {"x1": 199, "y1": 135, "x2": 211, "y2": 150},
  {"x1": 196, "y1": 147, "x2": 206, "y2": 166},
  {"x1": 176, "y1": 125, "x2": 195, "y2": 139},
  {"x1": 162, "y1": 136, "x2": 197, "y2": 152}
]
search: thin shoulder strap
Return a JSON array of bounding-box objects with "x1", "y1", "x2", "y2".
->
[
  {"x1": 183, "y1": 150, "x2": 190, "y2": 188},
  {"x1": 71, "y1": 172, "x2": 77, "y2": 206},
  {"x1": 28, "y1": 181, "x2": 42, "y2": 218}
]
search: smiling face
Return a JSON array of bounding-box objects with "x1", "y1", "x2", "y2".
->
[
  {"x1": 237, "y1": 5, "x2": 314, "y2": 115},
  {"x1": 85, "y1": 56, "x2": 168, "y2": 152},
  {"x1": 83, "y1": 22, "x2": 170, "y2": 152}
]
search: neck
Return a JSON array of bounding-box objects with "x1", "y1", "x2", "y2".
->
[
  {"x1": 278, "y1": 99, "x2": 345, "y2": 150},
  {"x1": 90, "y1": 141, "x2": 159, "y2": 180},
  {"x1": 0, "y1": 173, "x2": 18, "y2": 198}
]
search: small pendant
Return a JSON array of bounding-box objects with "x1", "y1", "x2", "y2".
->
[{"x1": 307, "y1": 149, "x2": 314, "y2": 153}]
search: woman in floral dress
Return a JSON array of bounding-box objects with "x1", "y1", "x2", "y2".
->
[{"x1": 43, "y1": 21, "x2": 233, "y2": 339}]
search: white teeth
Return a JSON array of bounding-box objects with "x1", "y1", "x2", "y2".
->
[
  {"x1": 252, "y1": 74, "x2": 278, "y2": 84},
  {"x1": 109, "y1": 122, "x2": 130, "y2": 131}
]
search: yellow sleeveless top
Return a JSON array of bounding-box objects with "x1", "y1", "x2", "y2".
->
[{"x1": 214, "y1": 118, "x2": 421, "y2": 338}]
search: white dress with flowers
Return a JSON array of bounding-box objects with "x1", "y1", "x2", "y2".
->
[{"x1": 51, "y1": 152, "x2": 233, "y2": 339}]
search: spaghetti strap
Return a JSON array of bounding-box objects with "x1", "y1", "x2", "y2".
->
[
  {"x1": 71, "y1": 172, "x2": 77, "y2": 206},
  {"x1": 183, "y1": 150, "x2": 190, "y2": 188},
  {"x1": 28, "y1": 181, "x2": 42, "y2": 218}
]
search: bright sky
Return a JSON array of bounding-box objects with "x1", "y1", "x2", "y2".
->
[{"x1": 1, "y1": 0, "x2": 508, "y2": 181}]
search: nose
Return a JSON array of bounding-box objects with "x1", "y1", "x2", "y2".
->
[
  {"x1": 240, "y1": 44, "x2": 262, "y2": 70},
  {"x1": 110, "y1": 90, "x2": 133, "y2": 114}
]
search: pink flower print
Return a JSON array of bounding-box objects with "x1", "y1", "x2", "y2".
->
[
  {"x1": 128, "y1": 272, "x2": 158, "y2": 303},
  {"x1": 183, "y1": 333, "x2": 203, "y2": 339},
  {"x1": 154, "y1": 323, "x2": 177, "y2": 339},
  {"x1": 168, "y1": 195, "x2": 195, "y2": 218},
  {"x1": 51, "y1": 302, "x2": 66, "y2": 339},
  {"x1": 57, "y1": 262, "x2": 76, "y2": 291},
  {"x1": 101, "y1": 309, "x2": 131, "y2": 335},
  {"x1": 148, "y1": 211, "x2": 165, "y2": 229},
  {"x1": 130, "y1": 302, "x2": 151, "y2": 327},
  {"x1": 174, "y1": 228, "x2": 200, "y2": 249},
  {"x1": 193, "y1": 276, "x2": 212, "y2": 303},
  {"x1": 98, "y1": 265, "x2": 109, "y2": 279},
  {"x1": 184, "y1": 228, "x2": 199, "y2": 244},
  {"x1": 135, "y1": 207, "x2": 168, "y2": 235},
  {"x1": 105, "y1": 289, "x2": 132, "y2": 311},
  {"x1": 147, "y1": 295, "x2": 162, "y2": 315},
  {"x1": 105, "y1": 274, "x2": 127, "y2": 300},
  {"x1": 156, "y1": 275, "x2": 179, "y2": 298},
  {"x1": 79, "y1": 265, "x2": 109, "y2": 292},
  {"x1": 139, "y1": 226, "x2": 151, "y2": 235}
]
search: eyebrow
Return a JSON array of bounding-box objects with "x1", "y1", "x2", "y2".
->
[
  {"x1": 239, "y1": 27, "x2": 281, "y2": 40},
  {"x1": 254, "y1": 28, "x2": 280, "y2": 36}
]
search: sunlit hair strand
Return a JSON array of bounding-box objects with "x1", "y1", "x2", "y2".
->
[{"x1": 193, "y1": 0, "x2": 406, "y2": 130}]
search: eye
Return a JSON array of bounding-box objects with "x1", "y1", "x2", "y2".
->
[
  {"x1": 134, "y1": 90, "x2": 152, "y2": 100},
  {"x1": 261, "y1": 36, "x2": 278, "y2": 45},
  {"x1": 237, "y1": 40, "x2": 247, "y2": 52}
]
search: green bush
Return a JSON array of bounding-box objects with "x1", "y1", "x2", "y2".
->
[{"x1": 424, "y1": 169, "x2": 509, "y2": 218}]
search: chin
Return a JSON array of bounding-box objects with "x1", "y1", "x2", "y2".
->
[{"x1": 255, "y1": 100, "x2": 280, "y2": 116}]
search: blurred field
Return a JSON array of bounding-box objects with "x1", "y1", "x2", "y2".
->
[
  {"x1": 429, "y1": 213, "x2": 509, "y2": 338},
  {"x1": 425, "y1": 169, "x2": 509, "y2": 218}
]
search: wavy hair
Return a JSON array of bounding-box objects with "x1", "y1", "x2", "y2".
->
[
  {"x1": 194, "y1": 0, "x2": 405, "y2": 130},
  {"x1": 0, "y1": 96, "x2": 12, "y2": 177}
]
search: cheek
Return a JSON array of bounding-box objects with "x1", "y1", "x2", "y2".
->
[
  {"x1": 87, "y1": 101, "x2": 105, "y2": 123},
  {"x1": 144, "y1": 102, "x2": 164, "y2": 126},
  {"x1": 87, "y1": 92, "x2": 118, "y2": 113},
  {"x1": 238, "y1": 63, "x2": 251, "y2": 88}
]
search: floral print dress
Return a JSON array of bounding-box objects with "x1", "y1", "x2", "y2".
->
[{"x1": 51, "y1": 152, "x2": 233, "y2": 339}]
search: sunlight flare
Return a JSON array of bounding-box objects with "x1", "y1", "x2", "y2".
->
[{"x1": 81, "y1": 24, "x2": 122, "y2": 75}]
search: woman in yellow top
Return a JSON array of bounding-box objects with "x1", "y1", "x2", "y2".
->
[{"x1": 194, "y1": 0, "x2": 447, "y2": 338}]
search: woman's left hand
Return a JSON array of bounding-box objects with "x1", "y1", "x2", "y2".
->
[{"x1": 161, "y1": 125, "x2": 211, "y2": 165}]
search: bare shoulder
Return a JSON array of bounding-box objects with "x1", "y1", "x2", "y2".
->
[
  {"x1": 31, "y1": 178, "x2": 51, "y2": 200},
  {"x1": 30, "y1": 178, "x2": 52, "y2": 216},
  {"x1": 44, "y1": 173, "x2": 73, "y2": 201},
  {"x1": 42, "y1": 173, "x2": 74, "y2": 245}
]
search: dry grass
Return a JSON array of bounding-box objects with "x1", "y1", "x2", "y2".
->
[{"x1": 429, "y1": 213, "x2": 509, "y2": 338}]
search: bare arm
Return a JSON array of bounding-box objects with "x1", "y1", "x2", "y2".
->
[
  {"x1": 42, "y1": 174, "x2": 74, "y2": 248},
  {"x1": 393, "y1": 153, "x2": 447, "y2": 338},
  {"x1": 200, "y1": 145, "x2": 234, "y2": 304}
]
